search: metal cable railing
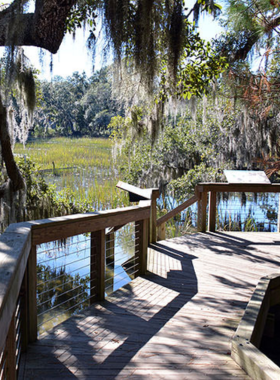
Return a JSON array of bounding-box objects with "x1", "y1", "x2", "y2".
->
[
  {"x1": 0, "y1": 295, "x2": 23, "y2": 380},
  {"x1": 0, "y1": 184, "x2": 151, "y2": 379},
  {"x1": 216, "y1": 192, "x2": 278, "y2": 232},
  {"x1": 37, "y1": 234, "x2": 92, "y2": 333},
  {"x1": 36, "y1": 221, "x2": 141, "y2": 333},
  {"x1": 0, "y1": 336, "x2": 7, "y2": 380},
  {"x1": 105, "y1": 222, "x2": 138, "y2": 295},
  {"x1": 158, "y1": 191, "x2": 279, "y2": 238},
  {"x1": 14, "y1": 298, "x2": 22, "y2": 374}
]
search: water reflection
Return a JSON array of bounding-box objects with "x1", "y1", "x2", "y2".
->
[
  {"x1": 161, "y1": 192, "x2": 279, "y2": 236},
  {"x1": 37, "y1": 223, "x2": 137, "y2": 334},
  {"x1": 217, "y1": 192, "x2": 278, "y2": 232}
]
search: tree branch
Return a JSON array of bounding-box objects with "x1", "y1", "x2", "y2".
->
[
  {"x1": 0, "y1": 0, "x2": 76, "y2": 53},
  {"x1": 233, "y1": 16, "x2": 280, "y2": 61}
]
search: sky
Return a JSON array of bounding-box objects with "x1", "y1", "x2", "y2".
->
[{"x1": 12, "y1": 11, "x2": 224, "y2": 81}]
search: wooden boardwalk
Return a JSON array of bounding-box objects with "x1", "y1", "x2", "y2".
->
[{"x1": 20, "y1": 232, "x2": 280, "y2": 379}]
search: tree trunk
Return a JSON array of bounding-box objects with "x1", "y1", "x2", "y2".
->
[{"x1": 0, "y1": 96, "x2": 25, "y2": 191}]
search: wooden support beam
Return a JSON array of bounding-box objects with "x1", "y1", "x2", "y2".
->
[
  {"x1": 208, "y1": 191, "x2": 217, "y2": 232},
  {"x1": 157, "y1": 223, "x2": 166, "y2": 241},
  {"x1": 156, "y1": 195, "x2": 198, "y2": 227},
  {"x1": 197, "y1": 191, "x2": 208, "y2": 232},
  {"x1": 91, "y1": 230, "x2": 105, "y2": 302},
  {"x1": 150, "y1": 190, "x2": 158, "y2": 243},
  {"x1": 135, "y1": 219, "x2": 148, "y2": 275}
]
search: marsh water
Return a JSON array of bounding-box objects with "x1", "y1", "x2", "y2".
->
[{"x1": 15, "y1": 138, "x2": 280, "y2": 332}]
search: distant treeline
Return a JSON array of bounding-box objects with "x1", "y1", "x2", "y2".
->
[{"x1": 31, "y1": 67, "x2": 123, "y2": 139}]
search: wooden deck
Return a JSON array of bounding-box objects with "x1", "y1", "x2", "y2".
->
[{"x1": 20, "y1": 232, "x2": 280, "y2": 379}]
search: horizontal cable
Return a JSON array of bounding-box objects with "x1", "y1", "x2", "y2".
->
[
  {"x1": 38, "y1": 285, "x2": 95, "y2": 318},
  {"x1": 16, "y1": 346, "x2": 21, "y2": 371},
  {"x1": 37, "y1": 236, "x2": 90, "y2": 253},
  {"x1": 38, "y1": 279, "x2": 90, "y2": 308},
  {"x1": 105, "y1": 269, "x2": 139, "y2": 291},
  {"x1": 105, "y1": 237, "x2": 115, "y2": 245},
  {"x1": 113, "y1": 244, "x2": 137, "y2": 256},
  {"x1": 0, "y1": 357, "x2": 6, "y2": 378},
  {"x1": 105, "y1": 263, "x2": 139, "y2": 283},
  {"x1": 38, "y1": 263, "x2": 90, "y2": 287},
  {"x1": 106, "y1": 237, "x2": 139, "y2": 254},
  {"x1": 38, "y1": 291, "x2": 97, "y2": 327},
  {"x1": 38, "y1": 256, "x2": 90, "y2": 279},
  {"x1": 38, "y1": 246, "x2": 90, "y2": 265},
  {"x1": 113, "y1": 254, "x2": 139, "y2": 267},
  {"x1": 37, "y1": 270, "x2": 92, "y2": 297}
]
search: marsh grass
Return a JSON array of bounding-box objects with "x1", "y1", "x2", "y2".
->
[
  {"x1": 15, "y1": 137, "x2": 129, "y2": 210},
  {"x1": 15, "y1": 137, "x2": 113, "y2": 169}
]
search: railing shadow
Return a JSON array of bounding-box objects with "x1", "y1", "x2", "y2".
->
[
  {"x1": 21, "y1": 243, "x2": 198, "y2": 378},
  {"x1": 20, "y1": 231, "x2": 280, "y2": 378},
  {"x1": 172, "y1": 231, "x2": 280, "y2": 266}
]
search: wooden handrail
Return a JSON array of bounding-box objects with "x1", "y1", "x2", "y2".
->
[
  {"x1": 156, "y1": 194, "x2": 199, "y2": 241},
  {"x1": 196, "y1": 182, "x2": 280, "y2": 193},
  {"x1": 156, "y1": 195, "x2": 198, "y2": 227},
  {"x1": 156, "y1": 181, "x2": 280, "y2": 240},
  {"x1": 106, "y1": 201, "x2": 151, "y2": 235},
  {"x1": 116, "y1": 181, "x2": 160, "y2": 243},
  {"x1": 0, "y1": 197, "x2": 151, "y2": 376},
  {"x1": 31, "y1": 203, "x2": 150, "y2": 245},
  {"x1": 196, "y1": 182, "x2": 280, "y2": 233},
  {"x1": 0, "y1": 223, "x2": 32, "y2": 354}
]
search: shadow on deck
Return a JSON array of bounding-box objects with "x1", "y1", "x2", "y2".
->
[{"x1": 20, "y1": 232, "x2": 280, "y2": 379}]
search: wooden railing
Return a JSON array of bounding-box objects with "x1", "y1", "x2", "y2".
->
[
  {"x1": 0, "y1": 191, "x2": 151, "y2": 379},
  {"x1": 156, "y1": 182, "x2": 280, "y2": 240},
  {"x1": 2, "y1": 180, "x2": 280, "y2": 378},
  {"x1": 116, "y1": 181, "x2": 160, "y2": 243},
  {"x1": 196, "y1": 183, "x2": 280, "y2": 233}
]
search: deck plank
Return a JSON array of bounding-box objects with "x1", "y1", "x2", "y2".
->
[{"x1": 20, "y1": 232, "x2": 280, "y2": 379}]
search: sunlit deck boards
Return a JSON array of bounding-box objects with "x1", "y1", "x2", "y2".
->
[{"x1": 20, "y1": 232, "x2": 280, "y2": 379}]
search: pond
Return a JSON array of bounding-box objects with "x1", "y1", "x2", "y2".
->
[{"x1": 161, "y1": 191, "x2": 279, "y2": 238}]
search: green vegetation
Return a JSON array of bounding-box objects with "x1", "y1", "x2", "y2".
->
[
  {"x1": 13, "y1": 138, "x2": 128, "y2": 225},
  {"x1": 15, "y1": 137, "x2": 113, "y2": 169},
  {"x1": 32, "y1": 69, "x2": 122, "y2": 139},
  {"x1": 1, "y1": 0, "x2": 280, "y2": 237}
]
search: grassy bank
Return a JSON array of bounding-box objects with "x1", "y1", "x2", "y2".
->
[
  {"x1": 14, "y1": 137, "x2": 128, "y2": 210},
  {"x1": 15, "y1": 137, "x2": 113, "y2": 170}
]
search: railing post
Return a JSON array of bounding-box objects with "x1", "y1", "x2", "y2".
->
[
  {"x1": 197, "y1": 190, "x2": 207, "y2": 232},
  {"x1": 136, "y1": 218, "x2": 149, "y2": 275},
  {"x1": 5, "y1": 315, "x2": 16, "y2": 380},
  {"x1": 150, "y1": 189, "x2": 159, "y2": 243},
  {"x1": 157, "y1": 222, "x2": 166, "y2": 241},
  {"x1": 27, "y1": 245, "x2": 37, "y2": 343},
  {"x1": 208, "y1": 191, "x2": 217, "y2": 232},
  {"x1": 91, "y1": 230, "x2": 105, "y2": 302}
]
